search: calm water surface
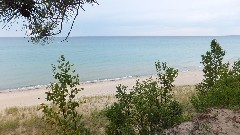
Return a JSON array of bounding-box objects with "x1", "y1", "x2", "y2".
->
[{"x1": 0, "y1": 36, "x2": 240, "y2": 90}]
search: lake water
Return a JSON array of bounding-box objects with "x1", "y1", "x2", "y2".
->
[{"x1": 0, "y1": 36, "x2": 240, "y2": 90}]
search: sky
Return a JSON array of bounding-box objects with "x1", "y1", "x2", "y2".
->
[{"x1": 1, "y1": 0, "x2": 240, "y2": 37}]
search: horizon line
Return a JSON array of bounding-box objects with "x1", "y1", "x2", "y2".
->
[{"x1": 0, "y1": 35, "x2": 239, "y2": 38}]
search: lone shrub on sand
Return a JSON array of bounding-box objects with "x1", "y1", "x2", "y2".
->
[{"x1": 39, "y1": 55, "x2": 89, "y2": 134}]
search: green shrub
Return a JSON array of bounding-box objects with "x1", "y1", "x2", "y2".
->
[
  {"x1": 105, "y1": 61, "x2": 183, "y2": 134},
  {"x1": 191, "y1": 40, "x2": 240, "y2": 112},
  {"x1": 39, "y1": 55, "x2": 89, "y2": 135},
  {"x1": 196, "y1": 39, "x2": 229, "y2": 93}
]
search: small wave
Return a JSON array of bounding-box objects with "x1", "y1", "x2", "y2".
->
[
  {"x1": 81, "y1": 74, "x2": 149, "y2": 84},
  {"x1": 1, "y1": 84, "x2": 49, "y2": 92},
  {"x1": 1, "y1": 74, "x2": 156, "y2": 92}
]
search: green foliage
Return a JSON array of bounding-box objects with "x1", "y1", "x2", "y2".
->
[
  {"x1": 196, "y1": 39, "x2": 229, "y2": 93},
  {"x1": 0, "y1": 0, "x2": 98, "y2": 43},
  {"x1": 105, "y1": 61, "x2": 183, "y2": 134},
  {"x1": 40, "y1": 55, "x2": 89, "y2": 135},
  {"x1": 192, "y1": 39, "x2": 240, "y2": 112}
]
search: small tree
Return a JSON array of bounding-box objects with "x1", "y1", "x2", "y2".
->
[
  {"x1": 192, "y1": 40, "x2": 240, "y2": 112},
  {"x1": 196, "y1": 39, "x2": 229, "y2": 93},
  {"x1": 155, "y1": 61, "x2": 178, "y2": 103},
  {"x1": 40, "y1": 55, "x2": 89, "y2": 134}
]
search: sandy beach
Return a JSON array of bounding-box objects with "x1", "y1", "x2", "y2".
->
[{"x1": 0, "y1": 70, "x2": 203, "y2": 111}]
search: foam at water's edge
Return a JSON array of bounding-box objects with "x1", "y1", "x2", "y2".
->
[
  {"x1": 0, "y1": 73, "x2": 154, "y2": 92},
  {"x1": 0, "y1": 69, "x2": 201, "y2": 92},
  {"x1": 0, "y1": 84, "x2": 49, "y2": 92}
]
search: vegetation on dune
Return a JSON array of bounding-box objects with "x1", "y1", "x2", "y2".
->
[
  {"x1": 104, "y1": 61, "x2": 184, "y2": 134},
  {"x1": 0, "y1": 107, "x2": 45, "y2": 135},
  {"x1": 191, "y1": 39, "x2": 240, "y2": 112},
  {"x1": 196, "y1": 39, "x2": 229, "y2": 93},
  {"x1": 0, "y1": 86, "x2": 194, "y2": 135},
  {"x1": 39, "y1": 55, "x2": 90, "y2": 134}
]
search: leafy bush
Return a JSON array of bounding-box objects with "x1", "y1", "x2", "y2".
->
[
  {"x1": 196, "y1": 39, "x2": 229, "y2": 93},
  {"x1": 39, "y1": 55, "x2": 89, "y2": 134},
  {"x1": 192, "y1": 40, "x2": 240, "y2": 112},
  {"x1": 105, "y1": 61, "x2": 183, "y2": 134}
]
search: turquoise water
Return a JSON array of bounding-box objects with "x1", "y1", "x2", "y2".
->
[{"x1": 0, "y1": 36, "x2": 240, "y2": 90}]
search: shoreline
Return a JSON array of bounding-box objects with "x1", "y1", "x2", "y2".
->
[
  {"x1": 0, "y1": 68, "x2": 203, "y2": 92},
  {"x1": 0, "y1": 70, "x2": 203, "y2": 111},
  {"x1": 0, "y1": 75, "x2": 143, "y2": 93}
]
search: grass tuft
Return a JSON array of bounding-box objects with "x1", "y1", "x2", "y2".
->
[{"x1": 5, "y1": 107, "x2": 19, "y2": 115}]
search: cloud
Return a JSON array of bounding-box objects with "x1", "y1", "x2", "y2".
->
[
  {"x1": 139, "y1": 27, "x2": 218, "y2": 36},
  {"x1": 70, "y1": 0, "x2": 240, "y2": 36}
]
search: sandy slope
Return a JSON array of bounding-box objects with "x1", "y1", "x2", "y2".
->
[
  {"x1": 167, "y1": 109, "x2": 240, "y2": 135},
  {"x1": 0, "y1": 70, "x2": 203, "y2": 111}
]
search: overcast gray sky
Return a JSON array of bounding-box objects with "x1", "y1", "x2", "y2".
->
[{"x1": 1, "y1": 0, "x2": 240, "y2": 37}]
